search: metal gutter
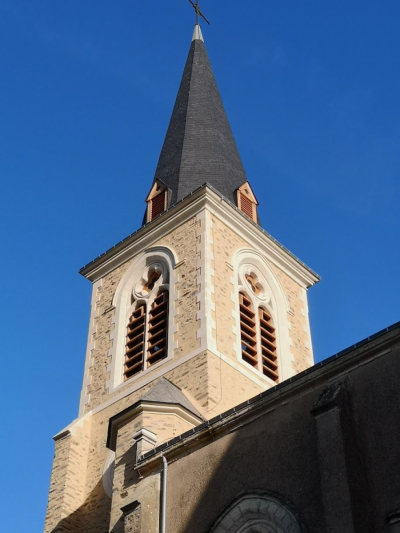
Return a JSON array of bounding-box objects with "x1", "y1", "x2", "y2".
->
[{"x1": 137, "y1": 320, "x2": 400, "y2": 464}]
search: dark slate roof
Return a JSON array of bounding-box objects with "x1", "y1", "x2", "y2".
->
[
  {"x1": 150, "y1": 28, "x2": 248, "y2": 206},
  {"x1": 142, "y1": 377, "x2": 203, "y2": 419}
]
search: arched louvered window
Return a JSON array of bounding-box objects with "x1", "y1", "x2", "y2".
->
[
  {"x1": 239, "y1": 292, "x2": 258, "y2": 369},
  {"x1": 259, "y1": 307, "x2": 278, "y2": 383},
  {"x1": 147, "y1": 290, "x2": 169, "y2": 367},
  {"x1": 124, "y1": 302, "x2": 146, "y2": 380},
  {"x1": 239, "y1": 286, "x2": 279, "y2": 383}
]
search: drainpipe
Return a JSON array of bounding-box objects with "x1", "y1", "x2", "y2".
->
[{"x1": 160, "y1": 455, "x2": 168, "y2": 533}]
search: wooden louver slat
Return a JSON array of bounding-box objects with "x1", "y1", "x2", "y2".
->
[
  {"x1": 240, "y1": 193, "x2": 254, "y2": 220},
  {"x1": 147, "y1": 291, "x2": 168, "y2": 367},
  {"x1": 151, "y1": 190, "x2": 166, "y2": 220},
  {"x1": 239, "y1": 292, "x2": 258, "y2": 368},
  {"x1": 259, "y1": 308, "x2": 278, "y2": 383},
  {"x1": 124, "y1": 303, "x2": 146, "y2": 380}
]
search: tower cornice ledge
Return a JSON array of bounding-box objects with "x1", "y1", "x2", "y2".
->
[{"x1": 80, "y1": 184, "x2": 320, "y2": 288}]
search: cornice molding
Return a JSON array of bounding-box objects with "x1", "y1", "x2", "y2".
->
[
  {"x1": 80, "y1": 185, "x2": 320, "y2": 288},
  {"x1": 107, "y1": 400, "x2": 203, "y2": 451}
]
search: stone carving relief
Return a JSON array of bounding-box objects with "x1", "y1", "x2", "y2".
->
[
  {"x1": 211, "y1": 494, "x2": 302, "y2": 533},
  {"x1": 133, "y1": 263, "x2": 165, "y2": 299}
]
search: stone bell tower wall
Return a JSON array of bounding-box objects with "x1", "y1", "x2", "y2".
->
[
  {"x1": 80, "y1": 215, "x2": 201, "y2": 414},
  {"x1": 210, "y1": 215, "x2": 314, "y2": 378},
  {"x1": 79, "y1": 194, "x2": 316, "y2": 419}
]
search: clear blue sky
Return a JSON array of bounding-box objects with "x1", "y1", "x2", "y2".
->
[{"x1": 1, "y1": 1, "x2": 399, "y2": 530}]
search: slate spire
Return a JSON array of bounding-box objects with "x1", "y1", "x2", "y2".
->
[{"x1": 151, "y1": 25, "x2": 248, "y2": 206}]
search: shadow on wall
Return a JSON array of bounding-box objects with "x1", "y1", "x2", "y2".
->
[
  {"x1": 49, "y1": 478, "x2": 111, "y2": 533},
  {"x1": 109, "y1": 441, "x2": 141, "y2": 533},
  {"x1": 165, "y1": 390, "x2": 324, "y2": 533},
  {"x1": 49, "y1": 440, "x2": 139, "y2": 533}
]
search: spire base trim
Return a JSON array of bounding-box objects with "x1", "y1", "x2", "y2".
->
[{"x1": 192, "y1": 24, "x2": 204, "y2": 42}]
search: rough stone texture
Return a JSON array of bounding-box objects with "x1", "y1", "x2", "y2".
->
[
  {"x1": 44, "y1": 417, "x2": 92, "y2": 533},
  {"x1": 156, "y1": 215, "x2": 201, "y2": 359},
  {"x1": 206, "y1": 351, "x2": 263, "y2": 415},
  {"x1": 142, "y1": 411, "x2": 195, "y2": 444},
  {"x1": 44, "y1": 435, "x2": 72, "y2": 532},
  {"x1": 124, "y1": 506, "x2": 141, "y2": 533},
  {"x1": 110, "y1": 417, "x2": 160, "y2": 533},
  {"x1": 85, "y1": 259, "x2": 134, "y2": 413},
  {"x1": 271, "y1": 264, "x2": 313, "y2": 373},
  {"x1": 212, "y1": 216, "x2": 245, "y2": 361}
]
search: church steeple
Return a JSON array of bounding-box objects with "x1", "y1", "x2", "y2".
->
[
  {"x1": 148, "y1": 25, "x2": 248, "y2": 209},
  {"x1": 45, "y1": 19, "x2": 320, "y2": 533}
]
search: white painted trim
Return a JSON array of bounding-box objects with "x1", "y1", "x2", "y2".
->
[
  {"x1": 53, "y1": 411, "x2": 91, "y2": 440},
  {"x1": 300, "y1": 286, "x2": 314, "y2": 366},
  {"x1": 195, "y1": 210, "x2": 216, "y2": 353},
  {"x1": 139, "y1": 402, "x2": 203, "y2": 426},
  {"x1": 192, "y1": 24, "x2": 204, "y2": 42},
  {"x1": 106, "y1": 247, "x2": 179, "y2": 394},
  {"x1": 79, "y1": 279, "x2": 102, "y2": 416}
]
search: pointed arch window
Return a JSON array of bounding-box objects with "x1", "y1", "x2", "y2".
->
[
  {"x1": 148, "y1": 290, "x2": 169, "y2": 367},
  {"x1": 123, "y1": 265, "x2": 170, "y2": 382},
  {"x1": 124, "y1": 302, "x2": 146, "y2": 380},
  {"x1": 238, "y1": 272, "x2": 279, "y2": 384},
  {"x1": 259, "y1": 307, "x2": 278, "y2": 381},
  {"x1": 239, "y1": 292, "x2": 258, "y2": 368}
]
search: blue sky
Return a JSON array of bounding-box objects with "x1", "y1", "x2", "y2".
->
[{"x1": 1, "y1": 1, "x2": 399, "y2": 530}]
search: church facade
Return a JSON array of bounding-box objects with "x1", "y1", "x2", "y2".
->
[{"x1": 44, "y1": 25, "x2": 400, "y2": 533}]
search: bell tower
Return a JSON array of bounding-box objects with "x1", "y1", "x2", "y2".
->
[{"x1": 44, "y1": 24, "x2": 319, "y2": 533}]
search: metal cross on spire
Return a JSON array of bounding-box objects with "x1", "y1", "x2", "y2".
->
[{"x1": 188, "y1": 0, "x2": 210, "y2": 25}]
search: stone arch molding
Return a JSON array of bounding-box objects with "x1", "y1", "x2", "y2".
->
[
  {"x1": 234, "y1": 249, "x2": 289, "y2": 314},
  {"x1": 211, "y1": 494, "x2": 302, "y2": 533},
  {"x1": 232, "y1": 249, "x2": 293, "y2": 382},
  {"x1": 106, "y1": 246, "x2": 178, "y2": 393}
]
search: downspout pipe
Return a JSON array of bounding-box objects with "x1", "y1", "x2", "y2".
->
[{"x1": 160, "y1": 455, "x2": 168, "y2": 533}]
